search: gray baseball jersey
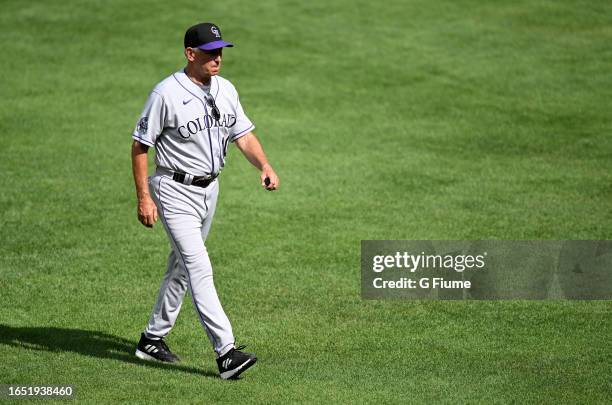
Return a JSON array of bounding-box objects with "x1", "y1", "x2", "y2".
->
[{"x1": 133, "y1": 70, "x2": 254, "y2": 176}]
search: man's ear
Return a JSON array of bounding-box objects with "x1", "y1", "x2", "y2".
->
[{"x1": 185, "y1": 47, "x2": 196, "y2": 62}]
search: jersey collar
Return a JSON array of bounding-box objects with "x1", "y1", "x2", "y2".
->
[{"x1": 176, "y1": 69, "x2": 218, "y2": 98}]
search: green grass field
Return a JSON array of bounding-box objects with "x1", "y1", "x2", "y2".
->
[{"x1": 1, "y1": 0, "x2": 611, "y2": 403}]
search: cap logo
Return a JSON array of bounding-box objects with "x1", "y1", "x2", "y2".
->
[{"x1": 211, "y1": 26, "x2": 220, "y2": 38}]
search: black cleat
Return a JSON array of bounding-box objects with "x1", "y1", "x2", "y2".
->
[
  {"x1": 135, "y1": 333, "x2": 180, "y2": 363},
  {"x1": 217, "y1": 345, "x2": 257, "y2": 380}
]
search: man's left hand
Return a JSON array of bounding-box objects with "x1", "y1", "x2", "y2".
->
[{"x1": 261, "y1": 163, "x2": 279, "y2": 191}]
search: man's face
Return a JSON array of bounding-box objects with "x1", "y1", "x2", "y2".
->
[{"x1": 190, "y1": 47, "x2": 223, "y2": 77}]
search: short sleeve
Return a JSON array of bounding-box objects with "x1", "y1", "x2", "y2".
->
[
  {"x1": 229, "y1": 95, "x2": 255, "y2": 142},
  {"x1": 132, "y1": 91, "x2": 166, "y2": 147}
]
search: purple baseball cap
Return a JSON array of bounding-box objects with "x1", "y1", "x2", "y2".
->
[{"x1": 184, "y1": 22, "x2": 234, "y2": 50}]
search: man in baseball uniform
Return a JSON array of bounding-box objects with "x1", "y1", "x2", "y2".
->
[{"x1": 130, "y1": 22, "x2": 279, "y2": 380}]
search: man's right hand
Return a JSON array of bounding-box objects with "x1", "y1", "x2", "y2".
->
[{"x1": 138, "y1": 195, "x2": 158, "y2": 228}]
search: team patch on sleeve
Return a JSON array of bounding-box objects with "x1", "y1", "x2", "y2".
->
[{"x1": 137, "y1": 117, "x2": 149, "y2": 134}]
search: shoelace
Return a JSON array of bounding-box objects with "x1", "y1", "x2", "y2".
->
[
  {"x1": 234, "y1": 345, "x2": 246, "y2": 352},
  {"x1": 159, "y1": 340, "x2": 171, "y2": 352}
]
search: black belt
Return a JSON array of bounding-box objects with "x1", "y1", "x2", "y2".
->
[
  {"x1": 172, "y1": 172, "x2": 218, "y2": 188},
  {"x1": 157, "y1": 167, "x2": 217, "y2": 188}
]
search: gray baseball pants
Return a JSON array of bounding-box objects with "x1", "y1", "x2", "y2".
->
[{"x1": 143, "y1": 173, "x2": 235, "y2": 357}]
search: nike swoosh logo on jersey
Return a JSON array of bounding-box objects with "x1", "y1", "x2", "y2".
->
[{"x1": 183, "y1": 99, "x2": 193, "y2": 105}]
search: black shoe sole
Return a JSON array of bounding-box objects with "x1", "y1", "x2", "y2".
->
[
  {"x1": 135, "y1": 348, "x2": 180, "y2": 363},
  {"x1": 221, "y1": 357, "x2": 257, "y2": 380}
]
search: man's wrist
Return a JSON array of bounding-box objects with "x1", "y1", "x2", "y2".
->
[
  {"x1": 137, "y1": 191, "x2": 151, "y2": 201},
  {"x1": 261, "y1": 162, "x2": 272, "y2": 171}
]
